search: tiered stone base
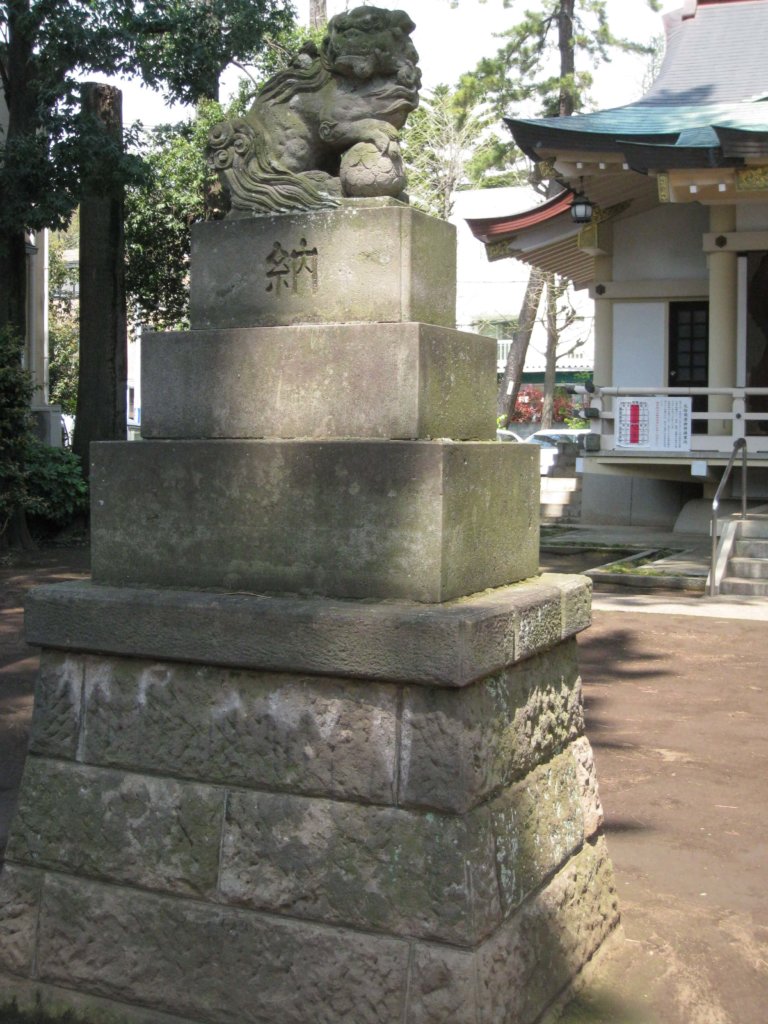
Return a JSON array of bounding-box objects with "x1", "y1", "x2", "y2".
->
[{"x1": 0, "y1": 574, "x2": 618, "y2": 1024}]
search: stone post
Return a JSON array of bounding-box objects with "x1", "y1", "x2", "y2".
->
[{"x1": 0, "y1": 200, "x2": 618, "y2": 1024}]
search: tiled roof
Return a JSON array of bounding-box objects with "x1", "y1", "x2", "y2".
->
[
  {"x1": 644, "y1": 0, "x2": 768, "y2": 107},
  {"x1": 505, "y1": 0, "x2": 768, "y2": 164}
]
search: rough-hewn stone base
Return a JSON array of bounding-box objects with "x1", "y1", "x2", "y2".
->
[
  {"x1": 1, "y1": 839, "x2": 617, "y2": 1024},
  {"x1": 0, "y1": 575, "x2": 619, "y2": 1023}
]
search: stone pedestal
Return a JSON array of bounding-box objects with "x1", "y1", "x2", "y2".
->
[{"x1": 0, "y1": 203, "x2": 618, "y2": 1024}]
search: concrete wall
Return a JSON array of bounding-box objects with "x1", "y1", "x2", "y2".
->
[{"x1": 581, "y1": 473, "x2": 701, "y2": 528}]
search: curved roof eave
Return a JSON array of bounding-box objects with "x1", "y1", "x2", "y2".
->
[{"x1": 466, "y1": 190, "x2": 574, "y2": 245}]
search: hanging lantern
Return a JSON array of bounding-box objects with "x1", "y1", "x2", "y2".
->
[{"x1": 570, "y1": 192, "x2": 593, "y2": 224}]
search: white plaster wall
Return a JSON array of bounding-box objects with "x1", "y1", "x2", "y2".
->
[
  {"x1": 612, "y1": 204, "x2": 709, "y2": 282},
  {"x1": 612, "y1": 302, "x2": 667, "y2": 387},
  {"x1": 736, "y1": 204, "x2": 768, "y2": 231}
]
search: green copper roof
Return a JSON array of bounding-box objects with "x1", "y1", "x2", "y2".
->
[{"x1": 505, "y1": 1, "x2": 768, "y2": 168}]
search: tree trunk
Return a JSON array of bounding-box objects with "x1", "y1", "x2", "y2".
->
[
  {"x1": 73, "y1": 84, "x2": 128, "y2": 478},
  {"x1": 558, "y1": 0, "x2": 576, "y2": 117},
  {"x1": 0, "y1": 0, "x2": 37, "y2": 338},
  {"x1": 310, "y1": 0, "x2": 327, "y2": 30},
  {"x1": 496, "y1": 266, "x2": 546, "y2": 426},
  {"x1": 541, "y1": 273, "x2": 558, "y2": 428},
  {"x1": 0, "y1": 230, "x2": 28, "y2": 340}
]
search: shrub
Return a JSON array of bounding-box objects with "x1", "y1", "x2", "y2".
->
[
  {"x1": 510, "y1": 385, "x2": 578, "y2": 424},
  {"x1": 0, "y1": 327, "x2": 34, "y2": 538},
  {"x1": 24, "y1": 439, "x2": 88, "y2": 527},
  {"x1": 0, "y1": 326, "x2": 88, "y2": 542}
]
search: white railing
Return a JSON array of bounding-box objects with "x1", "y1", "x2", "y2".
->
[
  {"x1": 582, "y1": 386, "x2": 768, "y2": 454},
  {"x1": 497, "y1": 339, "x2": 512, "y2": 374}
]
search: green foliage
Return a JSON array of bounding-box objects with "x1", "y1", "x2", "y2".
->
[
  {"x1": 0, "y1": 327, "x2": 87, "y2": 537},
  {"x1": 48, "y1": 307, "x2": 80, "y2": 416},
  {"x1": 132, "y1": 0, "x2": 296, "y2": 104},
  {"x1": 125, "y1": 23, "x2": 315, "y2": 329},
  {"x1": 455, "y1": 1, "x2": 661, "y2": 120},
  {"x1": 23, "y1": 440, "x2": 89, "y2": 526},
  {"x1": 0, "y1": 327, "x2": 34, "y2": 534},
  {"x1": 125, "y1": 99, "x2": 234, "y2": 329},
  {"x1": 48, "y1": 225, "x2": 80, "y2": 415},
  {"x1": 563, "y1": 414, "x2": 588, "y2": 428},
  {"x1": 401, "y1": 84, "x2": 524, "y2": 219}
]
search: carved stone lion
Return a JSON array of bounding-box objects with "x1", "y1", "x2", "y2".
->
[{"x1": 207, "y1": 6, "x2": 421, "y2": 215}]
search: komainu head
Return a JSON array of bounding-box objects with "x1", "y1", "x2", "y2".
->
[{"x1": 207, "y1": 6, "x2": 421, "y2": 216}]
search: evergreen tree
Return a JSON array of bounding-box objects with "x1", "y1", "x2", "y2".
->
[
  {"x1": 0, "y1": 0, "x2": 296, "y2": 339},
  {"x1": 451, "y1": 0, "x2": 660, "y2": 425}
]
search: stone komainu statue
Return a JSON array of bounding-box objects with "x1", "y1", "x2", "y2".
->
[{"x1": 208, "y1": 6, "x2": 421, "y2": 216}]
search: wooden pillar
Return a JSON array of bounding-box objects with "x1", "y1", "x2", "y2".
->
[
  {"x1": 708, "y1": 205, "x2": 738, "y2": 432},
  {"x1": 73, "y1": 83, "x2": 127, "y2": 475}
]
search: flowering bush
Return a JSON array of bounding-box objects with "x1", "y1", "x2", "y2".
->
[{"x1": 510, "y1": 385, "x2": 579, "y2": 423}]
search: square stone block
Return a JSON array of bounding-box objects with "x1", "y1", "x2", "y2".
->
[
  {"x1": 7, "y1": 758, "x2": 224, "y2": 898},
  {"x1": 77, "y1": 657, "x2": 398, "y2": 804},
  {"x1": 219, "y1": 792, "x2": 500, "y2": 944},
  {"x1": 141, "y1": 322, "x2": 495, "y2": 442},
  {"x1": 36, "y1": 875, "x2": 410, "y2": 1024},
  {"x1": 190, "y1": 203, "x2": 457, "y2": 330},
  {"x1": 90, "y1": 439, "x2": 539, "y2": 602}
]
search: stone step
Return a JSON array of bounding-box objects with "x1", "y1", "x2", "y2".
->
[
  {"x1": 719, "y1": 576, "x2": 768, "y2": 596},
  {"x1": 540, "y1": 478, "x2": 581, "y2": 497},
  {"x1": 735, "y1": 517, "x2": 768, "y2": 539},
  {"x1": 540, "y1": 502, "x2": 581, "y2": 522},
  {"x1": 734, "y1": 538, "x2": 768, "y2": 558},
  {"x1": 727, "y1": 556, "x2": 768, "y2": 580}
]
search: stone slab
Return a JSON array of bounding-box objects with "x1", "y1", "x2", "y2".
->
[
  {"x1": 25, "y1": 574, "x2": 592, "y2": 687},
  {"x1": 400, "y1": 642, "x2": 585, "y2": 812},
  {"x1": 89, "y1": 439, "x2": 539, "y2": 601},
  {"x1": 29, "y1": 653, "x2": 399, "y2": 805},
  {"x1": 0, "y1": 865, "x2": 42, "y2": 977},
  {"x1": 189, "y1": 203, "x2": 457, "y2": 330},
  {"x1": 476, "y1": 837, "x2": 619, "y2": 1024},
  {"x1": 6, "y1": 758, "x2": 224, "y2": 898},
  {"x1": 141, "y1": 322, "x2": 495, "y2": 442},
  {"x1": 23, "y1": 650, "x2": 587, "y2": 816},
  {"x1": 36, "y1": 874, "x2": 410, "y2": 1024},
  {"x1": 219, "y1": 792, "x2": 500, "y2": 944},
  {"x1": 0, "y1": 974, "x2": 193, "y2": 1024},
  {"x1": 491, "y1": 749, "x2": 585, "y2": 917},
  {"x1": 13, "y1": 837, "x2": 618, "y2": 1024}
]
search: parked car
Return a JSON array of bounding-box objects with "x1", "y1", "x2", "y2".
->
[
  {"x1": 495, "y1": 428, "x2": 525, "y2": 442},
  {"x1": 523, "y1": 428, "x2": 593, "y2": 473},
  {"x1": 523, "y1": 428, "x2": 591, "y2": 449}
]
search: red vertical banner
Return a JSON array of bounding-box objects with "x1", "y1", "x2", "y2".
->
[{"x1": 629, "y1": 402, "x2": 640, "y2": 445}]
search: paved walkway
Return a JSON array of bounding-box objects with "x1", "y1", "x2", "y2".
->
[{"x1": 1, "y1": 545, "x2": 766, "y2": 1023}]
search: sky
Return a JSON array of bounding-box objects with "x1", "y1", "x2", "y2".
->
[{"x1": 115, "y1": 0, "x2": 678, "y2": 128}]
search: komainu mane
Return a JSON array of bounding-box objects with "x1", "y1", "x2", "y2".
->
[{"x1": 208, "y1": 6, "x2": 421, "y2": 216}]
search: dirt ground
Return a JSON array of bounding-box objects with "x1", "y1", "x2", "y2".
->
[{"x1": 1, "y1": 547, "x2": 766, "y2": 1023}]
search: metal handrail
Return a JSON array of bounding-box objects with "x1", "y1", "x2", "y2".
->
[{"x1": 709, "y1": 437, "x2": 748, "y2": 597}]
